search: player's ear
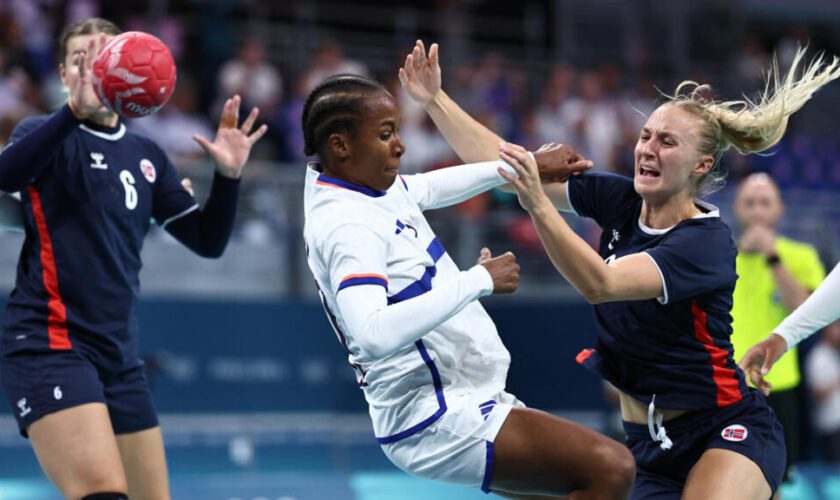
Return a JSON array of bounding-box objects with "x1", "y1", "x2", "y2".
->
[
  {"x1": 327, "y1": 132, "x2": 351, "y2": 160},
  {"x1": 692, "y1": 154, "x2": 714, "y2": 177},
  {"x1": 59, "y1": 63, "x2": 67, "y2": 85}
]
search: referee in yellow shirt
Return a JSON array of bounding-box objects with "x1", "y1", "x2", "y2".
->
[{"x1": 731, "y1": 173, "x2": 826, "y2": 483}]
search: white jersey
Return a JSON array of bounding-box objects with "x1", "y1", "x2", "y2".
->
[{"x1": 303, "y1": 161, "x2": 513, "y2": 442}]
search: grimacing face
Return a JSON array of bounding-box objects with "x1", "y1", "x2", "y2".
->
[
  {"x1": 734, "y1": 175, "x2": 783, "y2": 229},
  {"x1": 633, "y1": 104, "x2": 713, "y2": 203}
]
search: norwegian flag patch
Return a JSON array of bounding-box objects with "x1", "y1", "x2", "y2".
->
[
  {"x1": 721, "y1": 424, "x2": 748, "y2": 442},
  {"x1": 140, "y1": 159, "x2": 157, "y2": 183}
]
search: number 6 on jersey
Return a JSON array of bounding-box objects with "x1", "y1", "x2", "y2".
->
[{"x1": 119, "y1": 169, "x2": 137, "y2": 210}]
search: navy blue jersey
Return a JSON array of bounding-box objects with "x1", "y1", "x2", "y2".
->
[
  {"x1": 568, "y1": 171, "x2": 748, "y2": 410},
  {"x1": 1, "y1": 107, "x2": 200, "y2": 370}
]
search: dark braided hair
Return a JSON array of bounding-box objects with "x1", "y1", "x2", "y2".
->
[{"x1": 301, "y1": 74, "x2": 387, "y2": 159}]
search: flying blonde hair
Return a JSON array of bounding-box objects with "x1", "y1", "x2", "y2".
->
[{"x1": 667, "y1": 46, "x2": 840, "y2": 195}]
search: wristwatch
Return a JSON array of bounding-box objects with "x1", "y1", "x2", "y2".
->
[{"x1": 765, "y1": 253, "x2": 781, "y2": 267}]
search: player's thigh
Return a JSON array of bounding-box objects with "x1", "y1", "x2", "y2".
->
[
  {"x1": 29, "y1": 402, "x2": 127, "y2": 498},
  {"x1": 105, "y1": 363, "x2": 168, "y2": 499},
  {"x1": 681, "y1": 448, "x2": 770, "y2": 500},
  {"x1": 492, "y1": 407, "x2": 635, "y2": 494},
  {"x1": 117, "y1": 426, "x2": 170, "y2": 500}
]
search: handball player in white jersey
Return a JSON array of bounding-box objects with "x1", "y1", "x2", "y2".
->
[{"x1": 301, "y1": 74, "x2": 634, "y2": 498}]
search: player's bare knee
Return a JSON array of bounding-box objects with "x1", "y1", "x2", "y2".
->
[{"x1": 591, "y1": 440, "x2": 635, "y2": 492}]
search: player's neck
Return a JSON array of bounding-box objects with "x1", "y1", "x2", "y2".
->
[
  {"x1": 640, "y1": 193, "x2": 700, "y2": 229},
  {"x1": 85, "y1": 110, "x2": 120, "y2": 128}
]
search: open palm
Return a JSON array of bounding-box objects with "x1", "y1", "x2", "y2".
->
[
  {"x1": 194, "y1": 95, "x2": 268, "y2": 179},
  {"x1": 399, "y1": 40, "x2": 441, "y2": 105}
]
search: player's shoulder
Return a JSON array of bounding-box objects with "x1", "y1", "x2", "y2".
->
[
  {"x1": 310, "y1": 195, "x2": 391, "y2": 237},
  {"x1": 10, "y1": 114, "x2": 50, "y2": 137},
  {"x1": 122, "y1": 128, "x2": 166, "y2": 155}
]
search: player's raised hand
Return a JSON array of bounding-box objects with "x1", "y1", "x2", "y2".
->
[
  {"x1": 399, "y1": 40, "x2": 441, "y2": 105},
  {"x1": 497, "y1": 142, "x2": 552, "y2": 213},
  {"x1": 533, "y1": 143, "x2": 593, "y2": 183},
  {"x1": 738, "y1": 333, "x2": 787, "y2": 396},
  {"x1": 194, "y1": 95, "x2": 268, "y2": 179},
  {"x1": 478, "y1": 248, "x2": 520, "y2": 294},
  {"x1": 68, "y1": 34, "x2": 108, "y2": 118}
]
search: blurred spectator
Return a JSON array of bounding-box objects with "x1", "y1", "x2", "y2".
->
[
  {"x1": 775, "y1": 25, "x2": 810, "y2": 71},
  {"x1": 217, "y1": 36, "x2": 283, "y2": 115},
  {"x1": 805, "y1": 320, "x2": 840, "y2": 463},
  {"x1": 128, "y1": 74, "x2": 215, "y2": 163},
  {"x1": 0, "y1": 47, "x2": 39, "y2": 121},
  {"x1": 300, "y1": 39, "x2": 368, "y2": 94},
  {"x1": 730, "y1": 172, "x2": 826, "y2": 482},
  {"x1": 562, "y1": 71, "x2": 622, "y2": 171},
  {"x1": 534, "y1": 63, "x2": 575, "y2": 146},
  {"x1": 4, "y1": 0, "x2": 59, "y2": 83},
  {"x1": 735, "y1": 34, "x2": 770, "y2": 89},
  {"x1": 398, "y1": 114, "x2": 453, "y2": 175}
]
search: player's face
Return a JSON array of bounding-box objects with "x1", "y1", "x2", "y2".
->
[
  {"x1": 734, "y1": 176, "x2": 783, "y2": 228},
  {"x1": 345, "y1": 93, "x2": 405, "y2": 191},
  {"x1": 633, "y1": 105, "x2": 712, "y2": 202},
  {"x1": 60, "y1": 33, "x2": 112, "y2": 113}
]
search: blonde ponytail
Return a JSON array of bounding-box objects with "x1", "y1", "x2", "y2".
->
[{"x1": 668, "y1": 46, "x2": 840, "y2": 194}]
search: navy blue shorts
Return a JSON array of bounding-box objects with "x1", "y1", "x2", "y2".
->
[
  {"x1": 623, "y1": 390, "x2": 785, "y2": 499},
  {"x1": 0, "y1": 350, "x2": 158, "y2": 437}
]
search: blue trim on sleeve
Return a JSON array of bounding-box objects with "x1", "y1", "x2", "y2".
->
[
  {"x1": 317, "y1": 173, "x2": 387, "y2": 197},
  {"x1": 481, "y1": 440, "x2": 495, "y2": 493},
  {"x1": 376, "y1": 339, "x2": 447, "y2": 444},
  {"x1": 337, "y1": 276, "x2": 388, "y2": 291},
  {"x1": 386, "y1": 238, "x2": 445, "y2": 304}
]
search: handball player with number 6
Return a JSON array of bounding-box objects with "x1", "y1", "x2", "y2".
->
[{"x1": 0, "y1": 18, "x2": 266, "y2": 500}]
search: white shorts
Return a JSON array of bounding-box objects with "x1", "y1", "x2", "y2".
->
[{"x1": 380, "y1": 391, "x2": 525, "y2": 493}]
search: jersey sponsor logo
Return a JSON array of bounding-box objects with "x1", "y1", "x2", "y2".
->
[
  {"x1": 721, "y1": 424, "x2": 748, "y2": 442},
  {"x1": 140, "y1": 159, "x2": 157, "y2": 183},
  {"x1": 395, "y1": 219, "x2": 417, "y2": 237},
  {"x1": 17, "y1": 398, "x2": 31, "y2": 417},
  {"x1": 53, "y1": 386, "x2": 63, "y2": 400},
  {"x1": 90, "y1": 152, "x2": 108, "y2": 170},
  {"x1": 608, "y1": 229, "x2": 621, "y2": 250}
]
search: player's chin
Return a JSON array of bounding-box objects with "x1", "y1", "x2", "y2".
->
[{"x1": 376, "y1": 168, "x2": 399, "y2": 190}]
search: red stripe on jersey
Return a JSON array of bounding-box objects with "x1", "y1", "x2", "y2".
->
[
  {"x1": 576, "y1": 348, "x2": 594, "y2": 365},
  {"x1": 691, "y1": 300, "x2": 740, "y2": 406},
  {"x1": 340, "y1": 273, "x2": 389, "y2": 283},
  {"x1": 27, "y1": 186, "x2": 71, "y2": 350}
]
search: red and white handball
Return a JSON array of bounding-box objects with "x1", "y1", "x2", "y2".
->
[{"x1": 91, "y1": 31, "x2": 177, "y2": 118}]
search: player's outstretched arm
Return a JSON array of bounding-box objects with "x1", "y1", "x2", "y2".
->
[
  {"x1": 399, "y1": 40, "x2": 589, "y2": 208},
  {"x1": 399, "y1": 40, "x2": 499, "y2": 164},
  {"x1": 498, "y1": 142, "x2": 663, "y2": 303}
]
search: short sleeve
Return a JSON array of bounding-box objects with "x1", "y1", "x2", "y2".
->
[
  {"x1": 645, "y1": 222, "x2": 737, "y2": 304},
  {"x1": 794, "y1": 246, "x2": 827, "y2": 291},
  {"x1": 149, "y1": 144, "x2": 198, "y2": 226},
  {"x1": 324, "y1": 224, "x2": 390, "y2": 295},
  {"x1": 566, "y1": 171, "x2": 638, "y2": 228}
]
